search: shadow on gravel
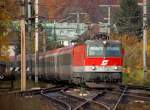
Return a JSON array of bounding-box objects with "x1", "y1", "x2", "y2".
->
[{"x1": 0, "y1": 94, "x2": 57, "y2": 110}]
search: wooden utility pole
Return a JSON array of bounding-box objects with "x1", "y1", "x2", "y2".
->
[
  {"x1": 27, "y1": 0, "x2": 32, "y2": 79},
  {"x1": 20, "y1": 0, "x2": 26, "y2": 91},
  {"x1": 35, "y1": 0, "x2": 39, "y2": 83},
  {"x1": 143, "y1": 0, "x2": 148, "y2": 81}
]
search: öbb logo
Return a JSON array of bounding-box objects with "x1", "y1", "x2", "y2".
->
[{"x1": 101, "y1": 60, "x2": 109, "y2": 66}]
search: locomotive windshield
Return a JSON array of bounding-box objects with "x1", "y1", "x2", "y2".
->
[
  {"x1": 87, "y1": 41, "x2": 122, "y2": 57},
  {"x1": 105, "y1": 44, "x2": 121, "y2": 57},
  {"x1": 88, "y1": 44, "x2": 103, "y2": 56}
]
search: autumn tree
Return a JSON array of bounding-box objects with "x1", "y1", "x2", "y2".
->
[
  {"x1": 41, "y1": 0, "x2": 68, "y2": 19},
  {"x1": 0, "y1": 0, "x2": 11, "y2": 61},
  {"x1": 147, "y1": 29, "x2": 150, "y2": 68},
  {"x1": 0, "y1": 0, "x2": 20, "y2": 61},
  {"x1": 113, "y1": 0, "x2": 142, "y2": 38}
]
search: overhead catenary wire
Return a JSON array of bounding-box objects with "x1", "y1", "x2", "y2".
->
[{"x1": 0, "y1": 2, "x2": 149, "y2": 21}]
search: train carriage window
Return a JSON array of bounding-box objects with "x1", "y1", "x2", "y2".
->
[
  {"x1": 58, "y1": 54, "x2": 71, "y2": 65},
  {"x1": 64, "y1": 54, "x2": 71, "y2": 65},
  {"x1": 88, "y1": 44, "x2": 103, "y2": 56},
  {"x1": 49, "y1": 56, "x2": 55, "y2": 67}
]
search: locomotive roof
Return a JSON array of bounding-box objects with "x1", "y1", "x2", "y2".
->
[
  {"x1": 45, "y1": 45, "x2": 74, "y2": 55},
  {"x1": 85, "y1": 40, "x2": 121, "y2": 44}
]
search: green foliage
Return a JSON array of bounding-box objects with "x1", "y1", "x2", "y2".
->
[
  {"x1": 0, "y1": 1, "x2": 11, "y2": 62},
  {"x1": 0, "y1": 8, "x2": 11, "y2": 36},
  {"x1": 113, "y1": 0, "x2": 142, "y2": 37},
  {"x1": 0, "y1": 0, "x2": 20, "y2": 60},
  {"x1": 111, "y1": 30, "x2": 150, "y2": 86}
]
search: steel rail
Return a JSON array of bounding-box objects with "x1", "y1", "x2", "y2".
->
[
  {"x1": 73, "y1": 91, "x2": 110, "y2": 110},
  {"x1": 41, "y1": 89, "x2": 71, "y2": 110},
  {"x1": 41, "y1": 93, "x2": 71, "y2": 110},
  {"x1": 60, "y1": 90, "x2": 87, "y2": 102},
  {"x1": 72, "y1": 93, "x2": 98, "y2": 110},
  {"x1": 57, "y1": 91, "x2": 87, "y2": 109},
  {"x1": 4, "y1": 85, "x2": 65, "y2": 96},
  {"x1": 92, "y1": 90, "x2": 118, "y2": 109},
  {"x1": 122, "y1": 94, "x2": 150, "y2": 103},
  {"x1": 91, "y1": 101, "x2": 111, "y2": 110},
  {"x1": 112, "y1": 86, "x2": 127, "y2": 110}
]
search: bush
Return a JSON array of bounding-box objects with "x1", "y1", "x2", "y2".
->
[{"x1": 111, "y1": 31, "x2": 150, "y2": 86}]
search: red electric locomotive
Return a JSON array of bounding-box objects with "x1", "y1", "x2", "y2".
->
[{"x1": 37, "y1": 34, "x2": 124, "y2": 85}]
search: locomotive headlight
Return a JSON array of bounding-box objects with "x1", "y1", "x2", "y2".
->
[
  {"x1": 103, "y1": 41, "x2": 107, "y2": 45},
  {"x1": 114, "y1": 66, "x2": 118, "y2": 70},
  {"x1": 91, "y1": 66, "x2": 96, "y2": 70}
]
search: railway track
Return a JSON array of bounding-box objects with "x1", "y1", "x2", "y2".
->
[
  {"x1": 92, "y1": 90, "x2": 122, "y2": 110},
  {"x1": 92, "y1": 86, "x2": 150, "y2": 110},
  {"x1": 1, "y1": 84, "x2": 150, "y2": 110},
  {"x1": 84, "y1": 87, "x2": 126, "y2": 110},
  {"x1": 74, "y1": 101, "x2": 110, "y2": 110},
  {"x1": 0, "y1": 85, "x2": 65, "y2": 96},
  {"x1": 42, "y1": 90, "x2": 87, "y2": 110},
  {"x1": 41, "y1": 87, "x2": 111, "y2": 110},
  {"x1": 117, "y1": 87, "x2": 150, "y2": 110},
  {"x1": 49, "y1": 86, "x2": 150, "y2": 110},
  {"x1": 42, "y1": 92, "x2": 71, "y2": 110}
]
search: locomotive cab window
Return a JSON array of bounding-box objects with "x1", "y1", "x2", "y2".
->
[
  {"x1": 87, "y1": 44, "x2": 103, "y2": 56},
  {"x1": 105, "y1": 44, "x2": 121, "y2": 57}
]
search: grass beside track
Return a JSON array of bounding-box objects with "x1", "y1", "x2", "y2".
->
[{"x1": 123, "y1": 70, "x2": 150, "y2": 87}]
